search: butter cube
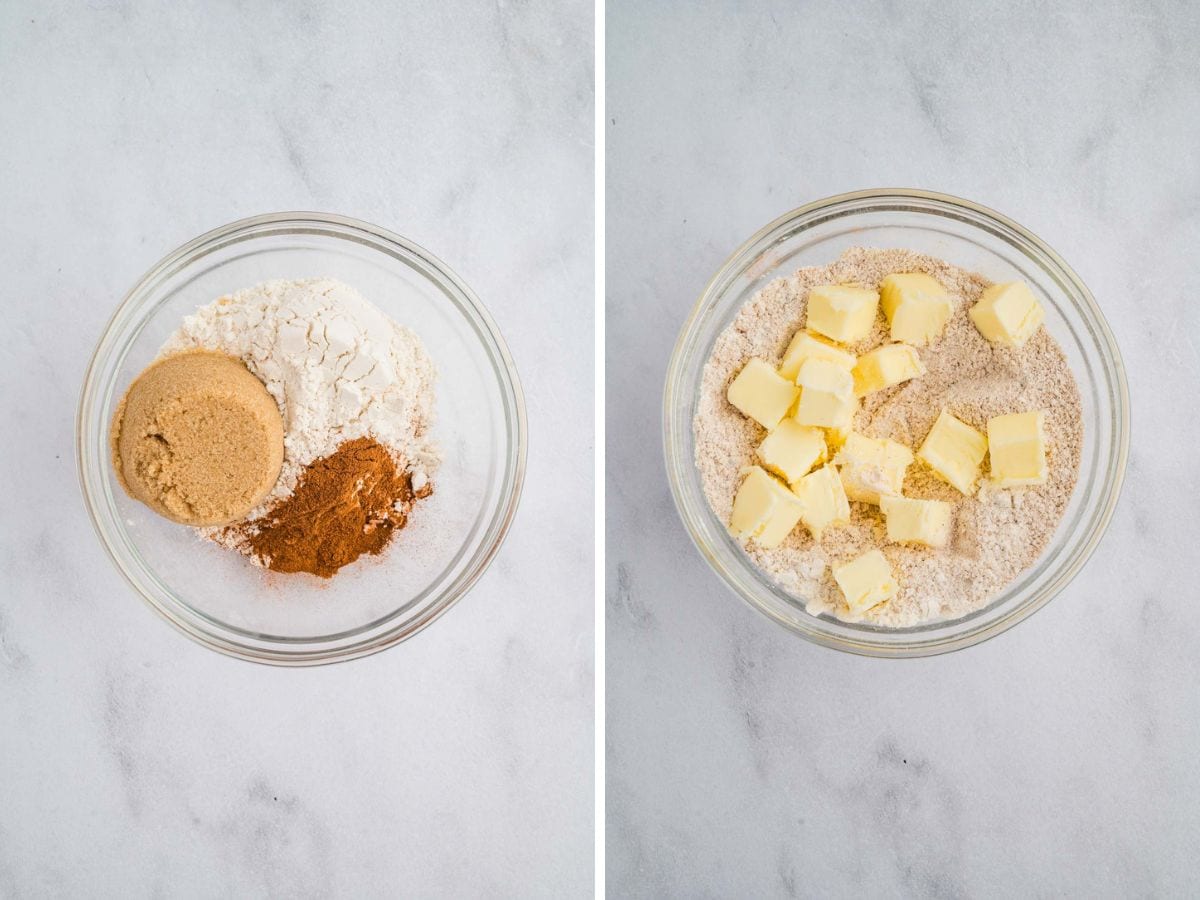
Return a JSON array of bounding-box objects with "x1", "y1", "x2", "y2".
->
[
  {"x1": 805, "y1": 285, "x2": 880, "y2": 344},
  {"x1": 729, "y1": 466, "x2": 805, "y2": 549},
  {"x1": 727, "y1": 358, "x2": 800, "y2": 430},
  {"x1": 792, "y1": 464, "x2": 851, "y2": 539},
  {"x1": 970, "y1": 281, "x2": 1045, "y2": 348},
  {"x1": 835, "y1": 432, "x2": 914, "y2": 505},
  {"x1": 832, "y1": 549, "x2": 899, "y2": 617},
  {"x1": 852, "y1": 343, "x2": 926, "y2": 397},
  {"x1": 794, "y1": 358, "x2": 857, "y2": 429},
  {"x1": 756, "y1": 419, "x2": 826, "y2": 485},
  {"x1": 778, "y1": 330, "x2": 857, "y2": 381},
  {"x1": 918, "y1": 409, "x2": 988, "y2": 495},
  {"x1": 880, "y1": 495, "x2": 952, "y2": 548},
  {"x1": 879, "y1": 273, "x2": 953, "y2": 346},
  {"x1": 987, "y1": 410, "x2": 1048, "y2": 487},
  {"x1": 825, "y1": 423, "x2": 852, "y2": 452}
]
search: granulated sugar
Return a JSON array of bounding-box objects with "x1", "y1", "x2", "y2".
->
[{"x1": 694, "y1": 247, "x2": 1083, "y2": 627}]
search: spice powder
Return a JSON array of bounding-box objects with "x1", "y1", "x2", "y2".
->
[{"x1": 239, "y1": 437, "x2": 428, "y2": 578}]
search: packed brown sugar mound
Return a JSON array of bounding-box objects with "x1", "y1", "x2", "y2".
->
[{"x1": 110, "y1": 351, "x2": 284, "y2": 526}]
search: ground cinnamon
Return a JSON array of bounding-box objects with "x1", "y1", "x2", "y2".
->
[{"x1": 246, "y1": 437, "x2": 425, "y2": 578}]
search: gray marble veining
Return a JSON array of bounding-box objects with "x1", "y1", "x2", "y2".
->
[
  {"x1": 607, "y1": 0, "x2": 1199, "y2": 895},
  {"x1": 0, "y1": 1, "x2": 593, "y2": 896}
]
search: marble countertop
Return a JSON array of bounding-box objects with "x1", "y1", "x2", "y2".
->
[
  {"x1": 0, "y1": 2, "x2": 592, "y2": 896},
  {"x1": 607, "y1": 1, "x2": 1198, "y2": 896}
]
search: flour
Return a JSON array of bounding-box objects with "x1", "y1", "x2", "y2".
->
[
  {"x1": 161, "y1": 278, "x2": 440, "y2": 525},
  {"x1": 694, "y1": 247, "x2": 1083, "y2": 628}
]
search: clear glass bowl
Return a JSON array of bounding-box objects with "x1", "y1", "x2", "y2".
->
[
  {"x1": 664, "y1": 189, "x2": 1129, "y2": 657},
  {"x1": 78, "y1": 213, "x2": 527, "y2": 665}
]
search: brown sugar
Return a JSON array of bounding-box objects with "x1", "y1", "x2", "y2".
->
[
  {"x1": 243, "y1": 437, "x2": 427, "y2": 578},
  {"x1": 110, "y1": 351, "x2": 285, "y2": 526}
]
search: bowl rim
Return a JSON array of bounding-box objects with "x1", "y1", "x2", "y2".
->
[
  {"x1": 77, "y1": 211, "x2": 528, "y2": 666},
  {"x1": 662, "y1": 187, "x2": 1130, "y2": 657}
]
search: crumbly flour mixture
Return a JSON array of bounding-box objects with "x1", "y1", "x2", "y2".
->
[
  {"x1": 162, "y1": 278, "x2": 440, "y2": 552},
  {"x1": 695, "y1": 247, "x2": 1082, "y2": 627}
]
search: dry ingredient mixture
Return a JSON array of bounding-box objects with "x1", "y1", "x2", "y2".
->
[
  {"x1": 695, "y1": 247, "x2": 1082, "y2": 627},
  {"x1": 113, "y1": 277, "x2": 440, "y2": 578}
]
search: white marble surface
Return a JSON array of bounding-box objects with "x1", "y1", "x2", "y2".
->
[
  {"x1": 0, "y1": 2, "x2": 592, "y2": 896},
  {"x1": 608, "y1": 1, "x2": 1198, "y2": 896}
]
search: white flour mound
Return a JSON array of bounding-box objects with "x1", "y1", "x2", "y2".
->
[{"x1": 162, "y1": 278, "x2": 440, "y2": 519}]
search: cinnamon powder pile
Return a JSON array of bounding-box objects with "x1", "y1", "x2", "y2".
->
[{"x1": 238, "y1": 437, "x2": 429, "y2": 578}]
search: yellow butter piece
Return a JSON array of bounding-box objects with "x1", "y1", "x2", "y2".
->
[
  {"x1": 852, "y1": 343, "x2": 926, "y2": 397},
  {"x1": 778, "y1": 330, "x2": 857, "y2": 381},
  {"x1": 832, "y1": 549, "x2": 898, "y2": 617},
  {"x1": 879, "y1": 273, "x2": 953, "y2": 346},
  {"x1": 825, "y1": 423, "x2": 852, "y2": 452},
  {"x1": 805, "y1": 285, "x2": 880, "y2": 344},
  {"x1": 727, "y1": 358, "x2": 800, "y2": 430},
  {"x1": 987, "y1": 410, "x2": 1048, "y2": 487},
  {"x1": 794, "y1": 358, "x2": 857, "y2": 429},
  {"x1": 918, "y1": 408, "x2": 988, "y2": 495},
  {"x1": 792, "y1": 464, "x2": 850, "y2": 539},
  {"x1": 880, "y1": 495, "x2": 952, "y2": 548},
  {"x1": 729, "y1": 466, "x2": 805, "y2": 549},
  {"x1": 970, "y1": 281, "x2": 1045, "y2": 348},
  {"x1": 834, "y1": 432, "x2": 914, "y2": 505},
  {"x1": 756, "y1": 419, "x2": 826, "y2": 485}
]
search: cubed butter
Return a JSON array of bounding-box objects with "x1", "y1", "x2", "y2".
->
[
  {"x1": 879, "y1": 495, "x2": 952, "y2": 548},
  {"x1": 794, "y1": 358, "x2": 857, "y2": 429},
  {"x1": 918, "y1": 409, "x2": 988, "y2": 495},
  {"x1": 727, "y1": 358, "x2": 800, "y2": 430},
  {"x1": 825, "y1": 423, "x2": 852, "y2": 451},
  {"x1": 879, "y1": 273, "x2": 953, "y2": 346},
  {"x1": 832, "y1": 549, "x2": 899, "y2": 617},
  {"x1": 805, "y1": 285, "x2": 880, "y2": 344},
  {"x1": 756, "y1": 419, "x2": 826, "y2": 485},
  {"x1": 729, "y1": 466, "x2": 805, "y2": 549},
  {"x1": 969, "y1": 281, "x2": 1045, "y2": 348},
  {"x1": 778, "y1": 330, "x2": 857, "y2": 381},
  {"x1": 852, "y1": 343, "x2": 926, "y2": 397},
  {"x1": 987, "y1": 410, "x2": 1048, "y2": 487},
  {"x1": 792, "y1": 464, "x2": 851, "y2": 539},
  {"x1": 834, "y1": 432, "x2": 914, "y2": 505}
]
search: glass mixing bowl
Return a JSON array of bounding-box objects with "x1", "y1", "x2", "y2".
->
[
  {"x1": 664, "y1": 189, "x2": 1129, "y2": 657},
  {"x1": 78, "y1": 213, "x2": 526, "y2": 665}
]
